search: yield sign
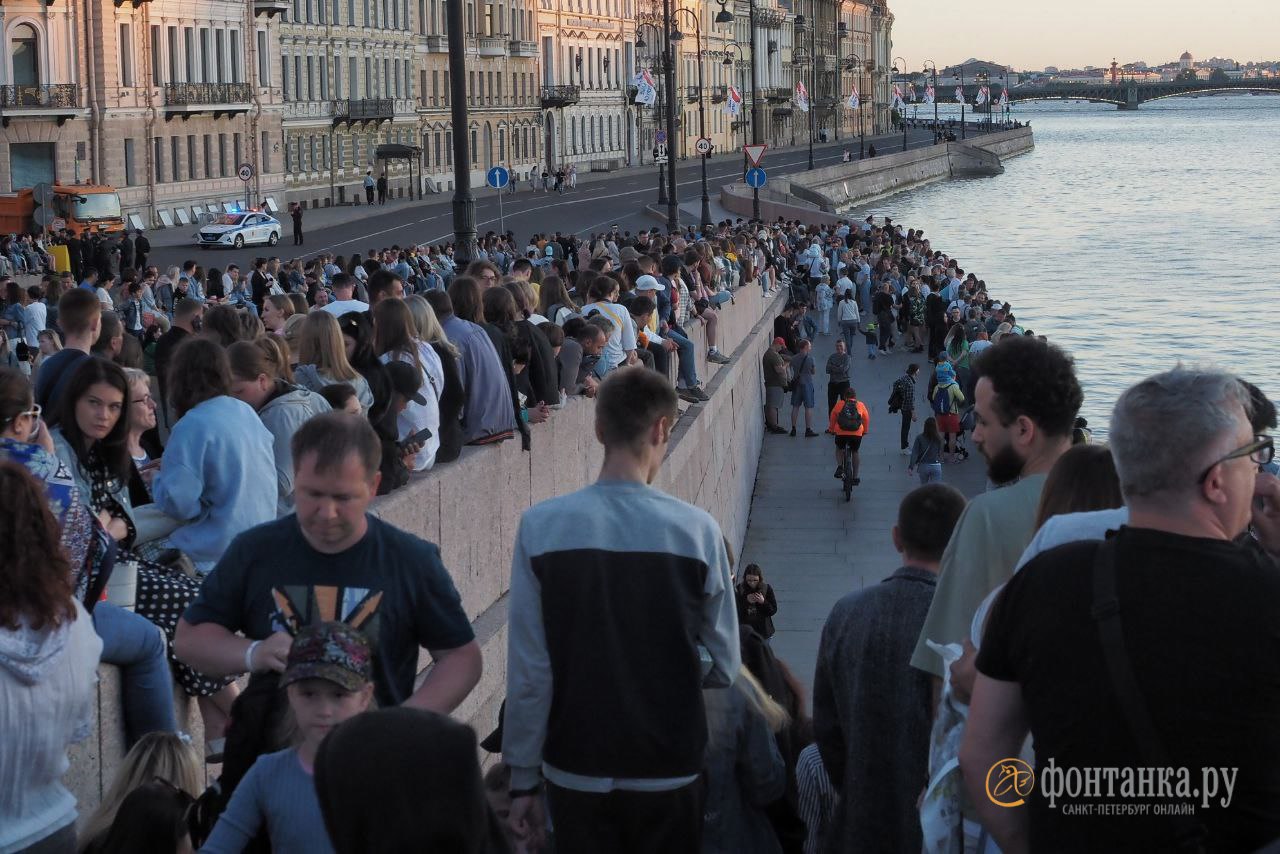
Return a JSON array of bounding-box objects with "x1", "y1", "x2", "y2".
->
[{"x1": 743, "y1": 144, "x2": 768, "y2": 166}]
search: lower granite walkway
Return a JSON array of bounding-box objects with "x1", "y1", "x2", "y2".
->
[{"x1": 738, "y1": 311, "x2": 989, "y2": 706}]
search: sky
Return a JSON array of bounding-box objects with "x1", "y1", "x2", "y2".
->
[{"x1": 888, "y1": 0, "x2": 1280, "y2": 72}]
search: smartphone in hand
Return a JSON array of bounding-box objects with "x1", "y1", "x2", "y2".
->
[{"x1": 398, "y1": 426, "x2": 433, "y2": 450}]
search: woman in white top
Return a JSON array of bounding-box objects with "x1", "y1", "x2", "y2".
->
[
  {"x1": 372, "y1": 298, "x2": 443, "y2": 472},
  {"x1": 836, "y1": 290, "x2": 862, "y2": 355},
  {"x1": 580, "y1": 275, "x2": 636, "y2": 375}
]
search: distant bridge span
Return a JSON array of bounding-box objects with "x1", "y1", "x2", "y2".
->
[{"x1": 1006, "y1": 79, "x2": 1280, "y2": 110}]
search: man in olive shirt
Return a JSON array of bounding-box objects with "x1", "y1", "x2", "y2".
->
[
  {"x1": 762, "y1": 337, "x2": 789, "y2": 435},
  {"x1": 909, "y1": 336, "x2": 1081, "y2": 683}
]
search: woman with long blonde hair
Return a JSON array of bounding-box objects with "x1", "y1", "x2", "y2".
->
[
  {"x1": 373, "y1": 298, "x2": 443, "y2": 472},
  {"x1": 293, "y1": 311, "x2": 373, "y2": 413},
  {"x1": 77, "y1": 733, "x2": 202, "y2": 852}
]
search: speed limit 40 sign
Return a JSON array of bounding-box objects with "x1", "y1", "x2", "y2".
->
[
  {"x1": 237, "y1": 163, "x2": 255, "y2": 182},
  {"x1": 695, "y1": 137, "x2": 712, "y2": 155}
]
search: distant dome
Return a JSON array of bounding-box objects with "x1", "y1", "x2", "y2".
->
[{"x1": 1180, "y1": 51, "x2": 1193, "y2": 61}]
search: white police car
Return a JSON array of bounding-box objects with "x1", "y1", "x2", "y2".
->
[{"x1": 195, "y1": 211, "x2": 281, "y2": 249}]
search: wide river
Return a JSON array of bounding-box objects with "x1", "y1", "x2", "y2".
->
[{"x1": 864, "y1": 94, "x2": 1280, "y2": 429}]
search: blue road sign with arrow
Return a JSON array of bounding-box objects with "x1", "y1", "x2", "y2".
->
[
  {"x1": 486, "y1": 166, "x2": 510, "y2": 189},
  {"x1": 745, "y1": 167, "x2": 767, "y2": 189}
]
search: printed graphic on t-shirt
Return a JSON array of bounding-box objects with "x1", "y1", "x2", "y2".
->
[{"x1": 270, "y1": 584, "x2": 383, "y2": 642}]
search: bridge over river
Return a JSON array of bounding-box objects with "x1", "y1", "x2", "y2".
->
[{"x1": 1007, "y1": 78, "x2": 1280, "y2": 109}]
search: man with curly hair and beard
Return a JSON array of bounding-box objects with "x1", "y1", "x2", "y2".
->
[{"x1": 908, "y1": 334, "x2": 1083, "y2": 687}]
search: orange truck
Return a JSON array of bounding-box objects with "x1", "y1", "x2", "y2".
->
[{"x1": 0, "y1": 184, "x2": 125, "y2": 236}]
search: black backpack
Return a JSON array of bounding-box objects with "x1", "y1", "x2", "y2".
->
[{"x1": 836, "y1": 398, "x2": 863, "y2": 432}]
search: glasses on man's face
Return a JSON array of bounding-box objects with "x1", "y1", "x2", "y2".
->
[
  {"x1": 1197, "y1": 434, "x2": 1274, "y2": 484},
  {"x1": 481, "y1": 272, "x2": 497, "y2": 280}
]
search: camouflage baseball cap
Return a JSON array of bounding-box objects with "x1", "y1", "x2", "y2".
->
[{"x1": 281, "y1": 622, "x2": 373, "y2": 692}]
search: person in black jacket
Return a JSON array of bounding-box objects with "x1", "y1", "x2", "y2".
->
[
  {"x1": 133, "y1": 229, "x2": 150, "y2": 272},
  {"x1": 119, "y1": 230, "x2": 135, "y2": 270},
  {"x1": 736, "y1": 564, "x2": 778, "y2": 641}
]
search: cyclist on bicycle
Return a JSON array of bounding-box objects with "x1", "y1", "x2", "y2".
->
[{"x1": 831, "y1": 386, "x2": 870, "y2": 484}]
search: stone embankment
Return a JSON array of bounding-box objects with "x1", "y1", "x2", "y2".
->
[{"x1": 722, "y1": 126, "x2": 1034, "y2": 222}]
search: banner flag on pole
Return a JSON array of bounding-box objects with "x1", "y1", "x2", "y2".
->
[
  {"x1": 725, "y1": 86, "x2": 742, "y2": 116},
  {"x1": 847, "y1": 86, "x2": 860, "y2": 111},
  {"x1": 794, "y1": 80, "x2": 809, "y2": 112},
  {"x1": 633, "y1": 70, "x2": 657, "y2": 106},
  {"x1": 925, "y1": 85, "x2": 935, "y2": 104}
]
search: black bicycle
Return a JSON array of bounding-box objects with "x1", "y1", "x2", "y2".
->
[{"x1": 841, "y1": 443, "x2": 856, "y2": 502}]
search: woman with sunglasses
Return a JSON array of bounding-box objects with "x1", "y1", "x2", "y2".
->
[{"x1": 0, "y1": 461, "x2": 103, "y2": 854}]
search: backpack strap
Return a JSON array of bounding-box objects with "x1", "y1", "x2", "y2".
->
[{"x1": 1090, "y1": 539, "x2": 1207, "y2": 852}]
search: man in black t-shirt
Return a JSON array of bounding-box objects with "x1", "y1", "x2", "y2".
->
[
  {"x1": 176, "y1": 413, "x2": 480, "y2": 796},
  {"x1": 962, "y1": 368, "x2": 1280, "y2": 852}
]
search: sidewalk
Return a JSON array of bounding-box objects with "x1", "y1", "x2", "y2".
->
[
  {"x1": 738, "y1": 321, "x2": 989, "y2": 703},
  {"x1": 146, "y1": 128, "x2": 937, "y2": 249}
]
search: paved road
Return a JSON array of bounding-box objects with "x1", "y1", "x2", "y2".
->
[
  {"x1": 737, "y1": 319, "x2": 989, "y2": 707},
  {"x1": 148, "y1": 128, "x2": 947, "y2": 271}
]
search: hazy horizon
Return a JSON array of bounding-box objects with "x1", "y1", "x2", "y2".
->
[{"x1": 888, "y1": 0, "x2": 1279, "y2": 72}]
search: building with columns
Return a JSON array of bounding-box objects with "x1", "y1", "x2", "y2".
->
[
  {"x1": 417, "y1": 0, "x2": 542, "y2": 192},
  {"x1": 535, "y1": 0, "x2": 632, "y2": 175},
  {"x1": 0, "y1": 0, "x2": 287, "y2": 228}
]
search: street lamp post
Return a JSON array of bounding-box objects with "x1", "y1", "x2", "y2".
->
[
  {"x1": 661, "y1": 0, "x2": 678, "y2": 229},
  {"x1": 833, "y1": 19, "x2": 846, "y2": 140},
  {"x1": 724, "y1": 43, "x2": 747, "y2": 166},
  {"x1": 976, "y1": 70, "x2": 990, "y2": 132},
  {"x1": 794, "y1": 4, "x2": 816, "y2": 170},
  {"x1": 845, "y1": 54, "x2": 866, "y2": 158},
  {"x1": 923, "y1": 59, "x2": 939, "y2": 140},
  {"x1": 672, "y1": 8, "x2": 711, "y2": 228},
  {"x1": 715, "y1": 0, "x2": 761, "y2": 220},
  {"x1": 893, "y1": 55, "x2": 907, "y2": 151},
  {"x1": 445, "y1": 0, "x2": 476, "y2": 263},
  {"x1": 636, "y1": 23, "x2": 667, "y2": 207}
]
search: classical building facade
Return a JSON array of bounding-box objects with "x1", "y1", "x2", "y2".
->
[
  {"x1": 0, "y1": 0, "x2": 287, "y2": 230},
  {"x1": 536, "y1": 0, "x2": 632, "y2": 174},
  {"x1": 417, "y1": 0, "x2": 542, "y2": 192}
]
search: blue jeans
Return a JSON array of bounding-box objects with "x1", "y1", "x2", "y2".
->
[
  {"x1": 709, "y1": 291, "x2": 732, "y2": 308},
  {"x1": 93, "y1": 602, "x2": 178, "y2": 746},
  {"x1": 917, "y1": 463, "x2": 943, "y2": 485},
  {"x1": 839, "y1": 320, "x2": 859, "y2": 353},
  {"x1": 666, "y1": 329, "x2": 699, "y2": 388}
]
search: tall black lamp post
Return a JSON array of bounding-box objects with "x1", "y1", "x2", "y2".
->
[
  {"x1": 636, "y1": 18, "x2": 678, "y2": 229},
  {"x1": 672, "y1": 8, "x2": 711, "y2": 227},
  {"x1": 714, "y1": 0, "x2": 761, "y2": 220},
  {"x1": 833, "y1": 20, "x2": 847, "y2": 141},
  {"x1": 923, "y1": 59, "x2": 939, "y2": 139},
  {"x1": 793, "y1": 5, "x2": 816, "y2": 170},
  {"x1": 446, "y1": 0, "x2": 476, "y2": 262},
  {"x1": 892, "y1": 55, "x2": 907, "y2": 151},
  {"x1": 845, "y1": 53, "x2": 865, "y2": 158},
  {"x1": 636, "y1": 23, "x2": 667, "y2": 207},
  {"x1": 976, "y1": 70, "x2": 990, "y2": 132}
]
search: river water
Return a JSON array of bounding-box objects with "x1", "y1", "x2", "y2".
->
[{"x1": 862, "y1": 94, "x2": 1280, "y2": 429}]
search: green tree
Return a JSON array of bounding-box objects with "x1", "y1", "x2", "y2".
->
[
  {"x1": 1175, "y1": 68, "x2": 1198, "y2": 83},
  {"x1": 1208, "y1": 67, "x2": 1229, "y2": 84}
]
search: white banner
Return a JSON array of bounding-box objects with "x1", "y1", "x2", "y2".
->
[
  {"x1": 847, "y1": 86, "x2": 860, "y2": 111},
  {"x1": 925, "y1": 85, "x2": 935, "y2": 104},
  {"x1": 794, "y1": 80, "x2": 809, "y2": 113},
  {"x1": 975, "y1": 85, "x2": 990, "y2": 106},
  {"x1": 891, "y1": 83, "x2": 906, "y2": 110},
  {"x1": 632, "y1": 70, "x2": 657, "y2": 106},
  {"x1": 725, "y1": 86, "x2": 742, "y2": 116}
]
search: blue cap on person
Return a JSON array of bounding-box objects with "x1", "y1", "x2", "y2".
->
[{"x1": 281, "y1": 622, "x2": 373, "y2": 692}]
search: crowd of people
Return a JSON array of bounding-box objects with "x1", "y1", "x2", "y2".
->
[{"x1": 2, "y1": 206, "x2": 1280, "y2": 854}]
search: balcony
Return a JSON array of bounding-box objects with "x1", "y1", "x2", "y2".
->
[
  {"x1": 764, "y1": 86, "x2": 790, "y2": 103},
  {"x1": 477, "y1": 36, "x2": 508, "y2": 57},
  {"x1": 163, "y1": 82, "x2": 252, "y2": 120},
  {"x1": 0, "y1": 84, "x2": 79, "y2": 126},
  {"x1": 685, "y1": 85, "x2": 702, "y2": 103},
  {"x1": 509, "y1": 39, "x2": 538, "y2": 58},
  {"x1": 771, "y1": 105, "x2": 793, "y2": 117},
  {"x1": 252, "y1": 0, "x2": 289, "y2": 16},
  {"x1": 540, "y1": 84, "x2": 581, "y2": 108},
  {"x1": 332, "y1": 98, "x2": 394, "y2": 126},
  {"x1": 710, "y1": 85, "x2": 728, "y2": 103},
  {"x1": 756, "y1": 8, "x2": 786, "y2": 28},
  {"x1": 425, "y1": 35, "x2": 448, "y2": 53}
]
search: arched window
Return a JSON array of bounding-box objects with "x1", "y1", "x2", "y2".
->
[{"x1": 11, "y1": 24, "x2": 40, "y2": 88}]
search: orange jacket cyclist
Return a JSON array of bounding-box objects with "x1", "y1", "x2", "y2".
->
[{"x1": 830, "y1": 386, "x2": 870, "y2": 484}]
